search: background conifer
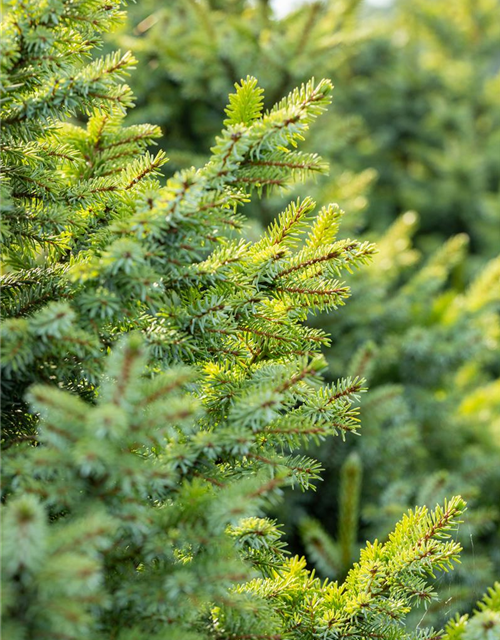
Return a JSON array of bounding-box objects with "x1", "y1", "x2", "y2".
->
[{"x1": 113, "y1": 0, "x2": 500, "y2": 253}]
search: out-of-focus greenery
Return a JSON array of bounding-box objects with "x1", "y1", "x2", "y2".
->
[
  {"x1": 114, "y1": 0, "x2": 500, "y2": 254},
  {"x1": 109, "y1": 0, "x2": 500, "y2": 626}
]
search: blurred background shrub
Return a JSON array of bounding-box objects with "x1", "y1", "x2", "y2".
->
[{"x1": 108, "y1": 0, "x2": 500, "y2": 625}]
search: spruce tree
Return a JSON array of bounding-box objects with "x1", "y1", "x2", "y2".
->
[
  {"x1": 1, "y1": 0, "x2": 167, "y2": 439},
  {"x1": 109, "y1": 0, "x2": 500, "y2": 623},
  {"x1": 1, "y1": 1, "x2": 492, "y2": 639}
]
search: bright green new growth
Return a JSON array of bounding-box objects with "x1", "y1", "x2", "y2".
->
[
  {"x1": 117, "y1": 0, "x2": 500, "y2": 253},
  {"x1": 0, "y1": 1, "x2": 495, "y2": 639},
  {"x1": 224, "y1": 75, "x2": 264, "y2": 126},
  {"x1": 238, "y1": 497, "x2": 465, "y2": 640}
]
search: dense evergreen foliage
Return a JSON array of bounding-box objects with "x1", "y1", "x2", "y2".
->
[
  {"x1": 109, "y1": 0, "x2": 500, "y2": 626},
  {"x1": 1, "y1": 1, "x2": 499, "y2": 639},
  {"x1": 0, "y1": 0, "x2": 167, "y2": 438}
]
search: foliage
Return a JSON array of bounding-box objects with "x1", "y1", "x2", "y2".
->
[
  {"x1": 0, "y1": 0, "x2": 167, "y2": 436},
  {"x1": 114, "y1": 0, "x2": 500, "y2": 253},
  {"x1": 109, "y1": 0, "x2": 500, "y2": 625},
  {"x1": 293, "y1": 219, "x2": 500, "y2": 623},
  {"x1": 442, "y1": 583, "x2": 500, "y2": 640},
  {"x1": 2, "y1": 1, "x2": 499, "y2": 638},
  {"x1": 1, "y1": 336, "x2": 468, "y2": 639}
]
